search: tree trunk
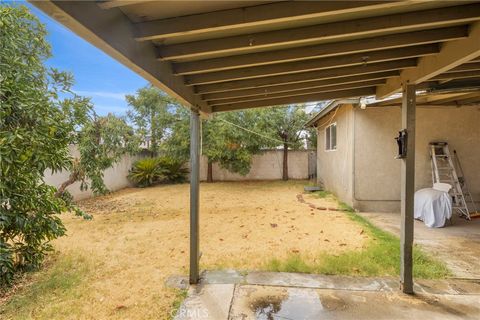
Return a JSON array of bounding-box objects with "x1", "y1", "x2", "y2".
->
[
  {"x1": 150, "y1": 109, "x2": 157, "y2": 155},
  {"x1": 282, "y1": 142, "x2": 289, "y2": 181},
  {"x1": 207, "y1": 161, "x2": 213, "y2": 183},
  {"x1": 55, "y1": 173, "x2": 77, "y2": 197}
]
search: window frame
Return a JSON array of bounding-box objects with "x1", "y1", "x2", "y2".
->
[{"x1": 325, "y1": 122, "x2": 337, "y2": 152}]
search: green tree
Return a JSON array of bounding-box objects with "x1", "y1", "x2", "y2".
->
[
  {"x1": 126, "y1": 86, "x2": 176, "y2": 155},
  {"x1": 0, "y1": 5, "x2": 74, "y2": 284},
  {"x1": 55, "y1": 111, "x2": 140, "y2": 197},
  {"x1": 0, "y1": 5, "x2": 139, "y2": 285},
  {"x1": 163, "y1": 108, "x2": 266, "y2": 182},
  {"x1": 203, "y1": 111, "x2": 266, "y2": 182},
  {"x1": 256, "y1": 105, "x2": 310, "y2": 180}
]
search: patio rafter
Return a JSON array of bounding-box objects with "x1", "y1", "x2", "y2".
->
[
  {"x1": 212, "y1": 87, "x2": 376, "y2": 112},
  {"x1": 207, "y1": 79, "x2": 385, "y2": 107},
  {"x1": 201, "y1": 71, "x2": 397, "y2": 102},
  {"x1": 184, "y1": 44, "x2": 440, "y2": 85},
  {"x1": 157, "y1": 3, "x2": 480, "y2": 61},
  {"x1": 133, "y1": 1, "x2": 407, "y2": 42},
  {"x1": 173, "y1": 26, "x2": 468, "y2": 75},
  {"x1": 376, "y1": 21, "x2": 480, "y2": 98},
  {"x1": 194, "y1": 59, "x2": 418, "y2": 94}
]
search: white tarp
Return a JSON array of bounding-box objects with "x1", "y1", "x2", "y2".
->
[{"x1": 414, "y1": 188, "x2": 452, "y2": 228}]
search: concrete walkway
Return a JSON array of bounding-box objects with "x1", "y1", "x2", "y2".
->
[
  {"x1": 358, "y1": 212, "x2": 480, "y2": 279},
  {"x1": 171, "y1": 271, "x2": 480, "y2": 320}
]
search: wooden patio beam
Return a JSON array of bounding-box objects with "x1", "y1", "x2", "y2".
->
[
  {"x1": 421, "y1": 92, "x2": 480, "y2": 104},
  {"x1": 376, "y1": 21, "x2": 480, "y2": 99},
  {"x1": 174, "y1": 26, "x2": 468, "y2": 75},
  {"x1": 454, "y1": 94, "x2": 480, "y2": 105},
  {"x1": 184, "y1": 44, "x2": 439, "y2": 85},
  {"x1": 430, "y1": 70, "x2": 480, "y2": 81},
  {"x1": 195, "y1": 59, "x2": 417, "y2": 94},
  {"x1": 208, "y1": 79, "x2": 385, "y2": 106},
  {"x1": 158, "y1": 3, "x2": 480, "y2": 61},
  {"x1": 134, "y1": 1, "x2": 403, "y2": 41},
  {"x1": 444, "y1": 62, "x2": 480, "y2": 73},
  {"x1": 97, "y1": 1, "x2": 153, "y2": 9},
  {"x1": 201, "y1": 71, "x2": 398, "y2": 101},
  {"x1": 212, "y1": 87, "x2": 376, "y2": 112}
]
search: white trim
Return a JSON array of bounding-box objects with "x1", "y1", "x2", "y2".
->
[{"x1": 325, "y1": 122, "x2": 337, "y2": 152}]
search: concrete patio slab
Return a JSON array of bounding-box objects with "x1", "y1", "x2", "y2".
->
[
  {"x1": 171, "y1": 271, "x2": 480, "y2": 320},
  {"x1": 174, "y1": 284, "x2": 234, "y2": 320},
  {"x1": 230, "y1": 285, "x2": 480, "y2": 320},
  {"x1": 358, "y1": 212, "x2": 480, "y2": 279}
]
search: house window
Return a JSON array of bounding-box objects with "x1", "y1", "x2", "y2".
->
[{"x1": 325, "y1": 123, "x2": 337, "y2": 151}]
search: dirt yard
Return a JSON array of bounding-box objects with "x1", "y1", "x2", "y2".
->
[{"x1": 3, "y1": 181, "x2": 368, "y2": 319}]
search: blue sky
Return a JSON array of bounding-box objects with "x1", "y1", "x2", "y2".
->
[{"x1": 25, "y1": 2, "x2": 148, "y2": 116}]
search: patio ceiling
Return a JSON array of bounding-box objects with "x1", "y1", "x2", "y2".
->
[{"x1": 31, "y1": 1, "x2": 480, "y2": 114}]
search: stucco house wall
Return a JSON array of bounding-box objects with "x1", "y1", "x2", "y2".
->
[
  {"x1": 316, "y1": 104, "x2": 480, "y2": 213},
  {"x1": 316, "y1": 104, "x2": 355, "y2": 205}
]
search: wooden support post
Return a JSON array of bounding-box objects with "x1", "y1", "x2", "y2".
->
[
  {"x1": 400, "y1": 84, "x2": 416, "y2": 294},
  {"x1": 189, "y1": 109, "x2": 201, "y2": 284}
]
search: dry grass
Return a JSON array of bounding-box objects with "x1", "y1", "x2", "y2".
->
[{"x1": 0, "y1": 181, "x2": 369, "y2": 319}]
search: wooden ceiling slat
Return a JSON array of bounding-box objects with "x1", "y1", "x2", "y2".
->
[
  {"x1": 158, "y1": 3, "x2": 480, "y2": 61},
  {"x1": 173, "y1": 26, "x2": 468, "y2": 75},
  {"x1": 445, "y1": 62, "x2": 480, "y2": 73},
  {"x1": 201, "y1": 71, "x2": 398, "y2": 101},
  {"x1": 431, "y1": 70, "x2": 480, "y2": 81},
  {"x1": 184, "y1": 44, "x2": 439, "y2": 85},
  {"x1": 195, "y1": 59, "x2": 417, "y2": 94},
  {"x1": 134, "y1": 1, "x2": 400, "y2": 41},
  {"x1": 376, "y1": 21, "x2": 480, "y2": 99},
  {"x1": 212, "y1": 87, "x2": 376, "y2": 112},
  {"x1": 207, "y1": 79, "x2": 385, "y2": 106}
]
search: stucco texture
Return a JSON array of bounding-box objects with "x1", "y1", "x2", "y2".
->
[{"x1": 317, "y1": 104, "x2": 480, "y2": 212}]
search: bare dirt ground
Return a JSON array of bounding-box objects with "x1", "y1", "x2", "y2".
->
[{"x1": 8, "y1": 181, "x2": 368, "y2": 319}]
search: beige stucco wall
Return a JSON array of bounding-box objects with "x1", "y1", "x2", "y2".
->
[
  {"x1": 199, "y1": 150, "x2": 310, "y2": 181},
  {"x1": 316, "y1": 104, "x2": 355, "y2": 204},
  {"x1": 352, "y1": 105, "x2": 480, "y2": 212},
  {"x1": 316, "y1": 104, "x2": 480, "y2": 212},
  {"x1": 43, "y1": 145, "x2": 138, "y2": 201}
]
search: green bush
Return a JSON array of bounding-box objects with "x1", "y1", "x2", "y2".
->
[
  {"x1": 157, "y1": 157, "x2": 189, "y2": 183},
  {"x1": 128, "y1": 157, "x2": 188, "y2": 187},
  {"x1": 128, "y1": 158, "x2": 165, "y2": 187}
]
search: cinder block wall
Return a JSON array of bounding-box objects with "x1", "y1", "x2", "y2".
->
[
  {"x1": 43, "y1": 145, "x2": 138, "y2": 201},
  {"x1": 199, "y1": 149, "x2": 311, "y2": 181}
]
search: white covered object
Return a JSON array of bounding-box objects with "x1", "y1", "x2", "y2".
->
[
  {"x1": 414, "y1": 188, "x2": 452, "y2": 228},
  {"x1": 433, "y1": 183, "x2": 452, "y2": 193}
]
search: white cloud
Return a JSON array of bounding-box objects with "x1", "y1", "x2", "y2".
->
[{"x1": 74, "y1": 90, "x2": 130, "y2": 100}]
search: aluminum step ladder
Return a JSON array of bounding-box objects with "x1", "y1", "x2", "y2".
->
[{"x1": 430, "y1": 142, "x2": 475, "y2": 220}]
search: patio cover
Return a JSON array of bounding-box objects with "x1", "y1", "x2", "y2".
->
[
  {"x1": 31, "y1": 1, "x2": 480, "y2": 114},
  {"x1": 30, "y1": 0, "x2": 480, "y2": 293}
]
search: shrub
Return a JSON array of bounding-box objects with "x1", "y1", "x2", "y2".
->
[
  {"x1": 128, "y1": 158, "x2": 166, "y2": 187},
  {"x1": 157, "y1": 157, "x2": 189, "y2": 183},
  {"x1": 128, "y1": 157, "x2": 188, "y2": 187}
]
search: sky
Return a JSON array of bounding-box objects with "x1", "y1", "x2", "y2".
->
[{"x1": 25, "y1": 2, "x2": 148, "y2": 116}]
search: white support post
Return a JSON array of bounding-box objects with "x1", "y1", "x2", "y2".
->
[
  {"x1": 189, "y1": 109, "x2": 201, "y2": 284},
  {"x1": 400, "y1": 84, "x2": 416, "y2": 294}
]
